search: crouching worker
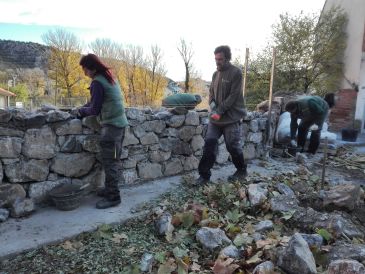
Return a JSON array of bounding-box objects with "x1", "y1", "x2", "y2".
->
[
  {"x1": 285, "y1": 94, "x2": 334, "y2": 155},
  {"x1": 72, "y1": 54, "x2": 128, "y2": 209},
  {"x1": 162, "y1": 93, "x2": 202, "y2": 115}
]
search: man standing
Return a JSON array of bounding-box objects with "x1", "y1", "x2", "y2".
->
[
  {"x1": 285, "y1": 95, "x2": 329, "y2": 155},
  {"x1": 196, "y1": 45, "x2": 247, "y2": 184}
]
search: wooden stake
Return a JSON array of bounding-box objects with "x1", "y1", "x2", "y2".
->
[
  {"x1": 321, "y1": 137, "x2": 328, "y2": 189},
  {"x1": 266, "y1": 47, "x2": 276, "y2": 148},
  {"x1": 243, "y1": 48, "x2": 249, "y2": 97}
]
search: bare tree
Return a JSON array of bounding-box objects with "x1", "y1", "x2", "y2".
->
[
  {"x1": 89, "y1": 38, "x2": 124, "y2": 80},
  {"x1": 149, "y1": 45, "x2": 167, "y2": 103},
  {"x1": 177, "y1": 38, "x2": 194, "y2": 92},
  {"x1": 121, "y1": 45, "x2": 144, "y2": 105},
  {"x1": 42, "y1": 29, "x2": 83, "y2": 98}
]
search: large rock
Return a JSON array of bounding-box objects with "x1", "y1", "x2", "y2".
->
[
  {"x1": 0, "y1": 161, "x2": 2, "y2": 183},
  {"x1": 276, "y1": 183, "x2": 295, "y2": 197},
  {"x1": 81, "y1": 135, "x2": 101, "y2": 153},
  {"x1": 0, "y1": 127, "x2": 24, "y2": 137},
  {"x1": 0, "y1": 183, "x2": 26, "y2": 207},
  {"x1": 183, "y1": 156, "x2": 199, "y2": 171},
  {"x1": 191, "y1": 135, "x2": 205, "y2": 152},
  {"x1": 51, "y1": 153, "x2": 95, "y2": 177},
  {"x1": 248, "y1": 183, "x2": 268, "y2": 207},
  {"x1": 142, "y1": 120, "x2": 166, "y2": 134},
  {"x1": 140, "y1": 253, "x2": 154, "y2": 273},
  {"x1": 196, "y1": 227, "x2": 231, "y2": 251},
  {"x1": 140, "y1": 132, "x2": 159, "y2": 145},
  {"x1": 325, "y1": 244, "x2": 365, "y2": 266},
  {"x1": 291, "y1": 208, "x2": 364, "y2": 239},
  {"x1": 10, "y1": 198, "x2": 35, "y2": 218},
  {"x1": 28, "y1": 178, "x2": 71, "y2": 203},
  {"x1": 243, "y1": 143, "x2": 256, "y2": 160},
  {"x1": 46, "y1": 110, "x2": 71, "y2": 122},
  {"x1": 14, "y1": 112, "x2": 46, "y2": 128},
  {"x1": 270, "y1": 194, "x2": 300, "y2": 214},
  {"x1": 322, "y1": 184, "x2": 361, "y2": 212},
  {"x1": 219, "y1": 245, "x2": 241, "y2": 259},
  {"x1": 4, "y1": 159, "x2": 49, "y2": 183},
  {"x1": 250, "y1": 120, "x2": 259, "y2": 132},
  {"x1": 138, "y1": 162, "x2": 162, "y2": 180},
  {"x1": 185, "y1": 111, "x2": 200, "y2": 126},
  {"x1": 128, "y1": 145, "x2": 148, "y2": 155},
  {"x1": 247, "y1": 132, "x2": 263, "y2": 143},
  {"x1": 216, "y1": 144, "x2": 230, "y2": 164},
  {"x1": 122, "y1": 169, "x2": 139, "y2": 185},
  {"x1": 163, "y1": 158, "x2": 183, "y2": 176},
  {"x1": 82, "y1": 115, "x2": 101, "y2": 132},
  {"x1": 0, "y1": 208, "x2": 9, "y2": 222},
  {"x1": 328, "y1": 259, "x2": 365, "y2": 274},
  {"x1": 155, "y1": 212, "x2": 174, "y2": 236},
  {"x1": 253, "y1": 261, "x2": 275, "y2": 274},
  {"x1": 72, "y1": 165, "x2": 105, "y2": 191},
  {"x1": 277, "y1": 233, "x2": 317, "y2": 274},
  {"x1": 22, "y1": 126, "x2": 57, "y2": 159},
  {"x1": 178, "y1": 126, "x2": 196, "y2": 142},
  {"x1": 300, "y1": 234, "x2": 323, "y2": 250},
  {"x1": 55, "y1": 119, "x2": 82, "y2": 135},
  {"x1": 161, "y1": 127, "x2": 178, "y2": 138},
  {"x1": 0, "y1": 109, "x2": 12, "y2": 123},
  {"x1": 171, "y1": 139, "x2": 192, "y2": 155},
  {"x1": 122, "y1": 127, "x2": 139, "y2": 146},
  {"x1": 0, "y1": 137, "x2": 22, "y2": 158},
  {"x1": 149, "y1": 150, "x2": 171, "y2": 163},
  {"x1": 166, "y1": 115, "x2": 185, "y2": 128},
  {"x1": 254, "y1": 220, "x2": 274, "y2": 232},
  {"x1": 126, "y1": 108, "x2": 146, "y2": 121},
  {"x1": 159, "y1": 138, "x2": 175, "y2": 152},
  {"x1": 123, "y1": 159, "x2": 137, "y2": 169},
  {"x1": 60, "y1": 136, "x2": 83, "y2": 153},
  {"x1": 133, "y1": 125, "x2": 147, "y2": 138}
]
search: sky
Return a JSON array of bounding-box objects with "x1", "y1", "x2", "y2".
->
[{"x1": 0, "y1": 0, "x2": 326, "y2": 81}]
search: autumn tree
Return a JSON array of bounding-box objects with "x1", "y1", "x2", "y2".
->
[
  {"x1": 42, "y1": 29, "x2": 86, "y2": 98},
  {"x1": 177, "y1": 38, "x2": 194, "y2": 93}
]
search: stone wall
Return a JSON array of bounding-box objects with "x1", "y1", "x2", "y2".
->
[{"x1": 0, "y1": 107, "x2": 275, "y2": 208}]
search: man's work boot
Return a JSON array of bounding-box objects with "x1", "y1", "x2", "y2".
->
[
  {"x1": 195, "y1": 176, "x2": 211, "y2": 186},
  {"x1": 228, "y1": 169, "x2": 247, "y2": 182},
  {"x1": 96, "y1": 198, "x2": 121, "y2": 209}
]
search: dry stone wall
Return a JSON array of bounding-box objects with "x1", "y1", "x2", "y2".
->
[{"x1": 0, "y1": 107, "x2": 276, "y2": 207}]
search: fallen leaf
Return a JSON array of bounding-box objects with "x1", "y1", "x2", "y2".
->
[
  {"x1": 181, "y1": 212, "x2": 195, "y2": 228},
  {"x1": 212, "y1": 257, "x2": 239, "y2": 274},
  {"x1": 60, "y1": 240, "x2": 75, "y2": 251},
  {"x1": 177, "y1": 258, "x2": 189, "y2": 274},
  {"x1": 157, "y1": 258, "x2": 177, "y2": 274},
  {"x1": 191, "y1": 262, "x2": 201, "y2": 271},
  {"x1": 245, "y1": 251, "x2": 263, "y2": 265}
]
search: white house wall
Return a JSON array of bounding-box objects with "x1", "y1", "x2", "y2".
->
[
  {"x1": 356, "y1": 53, "x2": 365, "y2": 131},
  {"x1": 323, "y1": 0, "x2": 365, "y2": 89}
]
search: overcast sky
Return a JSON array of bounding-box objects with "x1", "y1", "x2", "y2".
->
[{"x1": 0, "y1": 0, "x2": 325, "y2": 81}]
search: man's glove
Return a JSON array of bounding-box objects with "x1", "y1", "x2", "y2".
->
[
  {"x1": 70, "y1": 107, "x2": 82, "y2": 119},
  {"x1": 309, "y1": 124, "x2": 319, "y2": 131},
  {"x1": 210, "y1": 113, "x2": 221, "y2": 121},
  {"x1": 290, "y1": 139, "x2": 297, "y2": 148}
]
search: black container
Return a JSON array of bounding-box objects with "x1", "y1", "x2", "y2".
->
[
  {"x1": 49, "y1": 184, "x2": 84, "y2": 211},
  {"x1": 341, "y1": 128, "x2": 359, "y2": 142}
]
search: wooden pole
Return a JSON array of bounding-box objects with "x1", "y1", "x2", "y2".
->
[
  {"x1": 266, "y1": 47, "x2": 276, "y2": 148},
  {"x1": 243, "y1": 48, "x2": 249, "y2": 97},
  {"x1": 321, "y1": 137, "x2": 328, "y2": 189}
]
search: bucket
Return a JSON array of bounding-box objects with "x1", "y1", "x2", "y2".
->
[{"x1": 49, "y1": 183, "x2": 88, "y2": 211}]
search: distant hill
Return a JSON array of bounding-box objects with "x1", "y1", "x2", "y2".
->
[{"x1": 0, "y1": 40, "x2": 49, "y2": 70}]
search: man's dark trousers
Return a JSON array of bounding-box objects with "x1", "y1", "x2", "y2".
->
[
  {"x1": 198, "y1": 121, "x2": 246, "y2": 179},
  {"x1": 100, "y1": 125, "x2": 125, "y2": 201},
  {"x1": 297, "y1": 119, "x2": 321, "y2": 154}
]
